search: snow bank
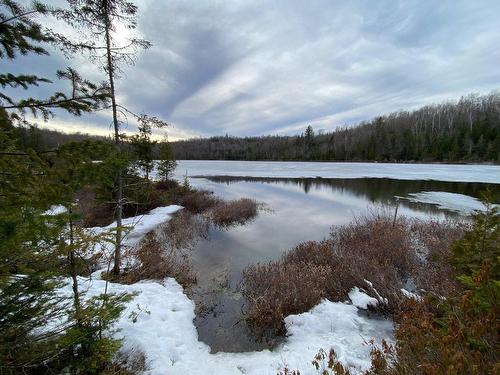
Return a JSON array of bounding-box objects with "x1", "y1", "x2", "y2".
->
[
  {"x1": 88, "y1": 205, "x2": 183, "y2": 248},
  {"x1": 69, "y1": 276, "x2": 392, "y2": 375},
  {"x1": 170, "y1": 160, "x2": 500, "y2": 184},
  {"x1": 349, "y1": 287, "x2": 379, "y2": 309},
  {"x1": 404, "y1": 191, "x2": 492, "y2": 215}
]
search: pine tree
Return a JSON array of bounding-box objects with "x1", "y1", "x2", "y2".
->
[
  {"x1": 157, "y1": 137, "x2": 177, "y2": 181},
  {"x1": 130, "y1": 116, "x2": 156, "y2": 181}
]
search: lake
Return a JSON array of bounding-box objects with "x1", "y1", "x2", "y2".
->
[{"x1": 169, "y1": 161, "x2": 500, "y2": 353}]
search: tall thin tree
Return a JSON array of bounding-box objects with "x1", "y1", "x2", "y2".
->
[{"x1": 63, "y1": 0, "x2": 152, "y2": 274}]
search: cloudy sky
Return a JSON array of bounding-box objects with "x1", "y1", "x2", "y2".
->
[{"x1": 9, "y1": 0, "x2": 500, "y2": 140}]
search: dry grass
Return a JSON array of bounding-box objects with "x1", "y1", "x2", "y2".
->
[
  {"x1": 125, "y1": 231, "x2": 197, "y2": 288},
  {"x1": 177, "y1": 190, "x2": 221, "y2": 214},
  {"x1": 208, "y1": 198, "x2": 258, "y2": 227},
  {"x1": 103, "y1": 349, "x2": 149, "y2": 374},
  {"x1": 117, "y1": 210, "x2": 210, "y2": 288},
  {"x1": 157, "y1": 210, "x2": 209, "y2": 251},
  {"x1": 242, "y1": 243, "x2": 335, "y2": 336},
  {"x1": 241, "y1": 210, "x2": 466, "y2": 336},
  {"x1": 410, "y1": 219, "x2": 468, "y2": 298}
]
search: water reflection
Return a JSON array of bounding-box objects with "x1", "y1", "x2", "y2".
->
[{"x1": 186, "y1": 176, "x2": 498, "y2": 353}]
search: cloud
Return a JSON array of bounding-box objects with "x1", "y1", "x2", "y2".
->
[{"x1": 5, "y1": 0, "x2": 500, "y2": 138}]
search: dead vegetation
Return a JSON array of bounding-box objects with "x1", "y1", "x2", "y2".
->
[
  {"x1": 115, "y1": 210, "x2": 209, "y2": 288},
  {"x1": 208, "y1": 198, "x2": 258, "y2": 227},
  {"x1": 103, "y1": 349, "x2": 149, "y2": 375},
  {"x1": 176, "y1": 190, "x2": 221, "y2": 214},
  {"x1": 118, "y1": 230, "x2": 197, "y2": 288},
  {"x1": 175, "y1": 190, "x2": 259, "y2": 227},
  {"x1": 241, "y1": 210, "x2": 466, "y2": 336}
]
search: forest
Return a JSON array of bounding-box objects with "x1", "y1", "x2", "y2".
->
[{"x1": 173, "y1": 92, "x2": 500, "y2": 163}]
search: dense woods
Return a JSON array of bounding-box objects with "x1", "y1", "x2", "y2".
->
[{"x1": 174, "y1": 92, "x2": 500, "y2": 163}]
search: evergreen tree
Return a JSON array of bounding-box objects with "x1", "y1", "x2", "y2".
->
[
  {"x1": 130, "y1": 116, "x2": 156, "y2": 180},
  {"x1": 157, "y1": 137, "x2": 177, "y2": 181}
]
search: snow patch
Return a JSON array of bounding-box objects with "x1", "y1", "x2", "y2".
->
[
  {"x1": 43, "y1": 205, "x2": 67, "y2": 216},
  {"x1": 66, "y1": 278, "x2": 392, "y2": 375},
  {"x1": 348, "y1": 287, "x2": 378, "y2": 309},
  {"x1": 401, "y1": 289, "x2": 422, "y2": 301},
  {"x1": 88, "y1": 205, "x2": 183, "y2": 248}
]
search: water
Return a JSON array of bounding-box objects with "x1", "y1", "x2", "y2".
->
[{"x1": 173, "y1": 167, "x2": 499, "y2": 353}]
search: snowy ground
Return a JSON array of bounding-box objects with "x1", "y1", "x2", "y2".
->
[
  {"x1": 70, "y1": 274, "x2": 392, "y2": 375},
  {"x1": 172, "y1": 160, "x2": 500, "y2": 184},
  {"x1": 60, "y1": 205, "x2": 393, "y2": 375},
  {"x1": 87, "y1": 205, "x2": 183, "y2": 248},
  {"x1": 403, "y1": 191, "x2": 494, "y2": 215}
]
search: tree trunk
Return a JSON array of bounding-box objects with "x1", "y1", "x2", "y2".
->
[
  {"x1": 68, "y1": 207, "x2": 81, "y2": 318},
  {"x1": 104, "y1": 5, "x2": 123, "y2": 275}
]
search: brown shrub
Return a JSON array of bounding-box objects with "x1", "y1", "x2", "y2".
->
[
  {"x1": 153, "y1": 179, "x2": 179, "y2": 191},
  {"x1": 241, "y1": 211, "x2": 464, "y2": 336},
  {"x1": 410, "y1": 219, "x2": 468, "y2": 298},
  {"x1": 242, "y1": 249, "x2": 334, "y2": 335},
  {"x1": 103, "y1": 349, "x2": 149, "y2": 375},
  {"x1": 121, "y1": 230, "x2": 197, "y2": 289},
  {"x1": 177, "y1": 190, "x2": 221, "y2": 214},
  {"x1": 209, "y1": 198, "x2": 258, "y2": 227},
  {"x1": 241, "y1": 240, "x2": 357, "y2": 336},
  {"x1": 118, "y1": 210, "x2": 210, "y2": 288},
  {"x1": 328, "y1": 214, "x2": 417, "y2": 308},
  {"x1": 156, "y1": 210, "x2": 209, "y2": 251}
]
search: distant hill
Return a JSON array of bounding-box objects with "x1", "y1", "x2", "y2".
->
[{"x1": 173, "y1": 91, "x2": 500, "y2": 163}]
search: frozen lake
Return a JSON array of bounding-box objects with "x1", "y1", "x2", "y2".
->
[{"x1": 174, "y1": 160, "x2": 500, "y2": 184}]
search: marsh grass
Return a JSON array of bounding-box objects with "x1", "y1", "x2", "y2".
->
[
  {"x1": 241, "y1": 210, "x2": 466, "y2": 336},
  {"x1": 208, "y1": 198, "x2": 258, "y2": 227}
]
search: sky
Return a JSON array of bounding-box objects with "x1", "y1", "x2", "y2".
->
[{"x1": 8, "y1": 0, "x2": 500, "y2": 140}]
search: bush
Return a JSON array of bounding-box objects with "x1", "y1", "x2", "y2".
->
[
  {"x1": 241, "y1": 210, "x2": 464, "y2": 336},
  {"x1": 177, "y1": 190, "x2": 221, "y2": 214},
  {"x1": 75, "y1": 187, "x2": 115, "y2": 227},
  {"x1": 118, "y1": 210, "x2": 209, "y2": 288},
  {"x1": 153, "y1": 179, "x2": 179, "y2": 191},
  {"x1": 209, "y1": 198, "x2": 258, "y2": 227},
  {"x1": 242, "y1": 244, "x2": 334, "y2": 335}
]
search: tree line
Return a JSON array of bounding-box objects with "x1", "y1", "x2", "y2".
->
[{"x1": 173, "y1": 92, "x2": 500, "y2": 163}]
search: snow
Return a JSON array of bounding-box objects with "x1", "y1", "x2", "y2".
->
[
  {"x1": 348, "y1": 287, "x2": 379, "y2": 309},
  {"x1": 401, "y1": 289, "x2": 422, "y2": 301},
  {"x1": 67, "y1": 276, "x2": 393, "y2": 375},
  {"x1": 88, "y1": 205, "x2": 183, "y2": 248},
  {"x1": 43, "y1": 205, "x2": 67, "y2": 216},
  {"x1": 404, "y1": 191, "x2": 493, "y2": 215},
  {"x1": 170, "y1": 160, "x2": 500, "y2": 184}
]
